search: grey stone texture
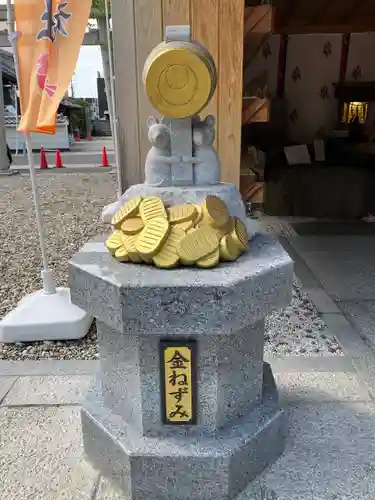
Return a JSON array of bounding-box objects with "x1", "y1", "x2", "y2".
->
[
  {"x1": 69, "y1": 233, "x2": 293, "y2": 500},
  {"x1": 95, "y1": 320, "x2": 265, "y2": 437},
  {"x1": 69, "y1": 235, "x2": 293, "y2": 337},
  {"x1": 82, "y1": 364, "x2": 286, "y2": 500}
]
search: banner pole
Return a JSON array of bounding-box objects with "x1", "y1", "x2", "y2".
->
[
  {"x1": 7, "y1": 0, "x2": 56, "y2": 294},
  {"x1": 104, "y1": 0, "x2": 123, "y2": 199}
]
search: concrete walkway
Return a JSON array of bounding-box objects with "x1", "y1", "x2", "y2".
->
[
  {"x1": 1, "y1": 351, "x2": 374, "y2": 499},
  {"x1": 287, "y1": 232, "x2": 375, "y2": 358}
]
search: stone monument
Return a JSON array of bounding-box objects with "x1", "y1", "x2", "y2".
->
[{"x1": 69, "y1": 26, "x2": 293, "y2": 500}]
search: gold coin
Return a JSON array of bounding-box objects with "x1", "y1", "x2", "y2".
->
[
  {"x1": 121, "y1": 234, "x2": 143, "y2": 263},
  {"x1": 115, "y1": 245, "x2": 130, "y2": 262},
  {"x1": 178, "y1": 227, "x2": 219, "y2": 264},
  {"x1": 193, "y1": 204, "x2": 204, "y2": 226},
  {"x1": 197, "y1": 248, "x2": 220, "y2": 268},
  {"x1": 139, "y1": 197, "x2": 167, "y2": 223},
  {"x1": 214, "y1": 217, "x2": 235, "y2": 240},
  {"x1": 111, "y1": 197, "x2": 143, "y2": 228},
  {"x1": 230, "y1": 218, "x2": 249, "y2": 253},
  {"x1": 121, "y1": 217, "x2": 144, "y2": 235},
  {"x1": 203, "y1": 195, "x2": 229, "y2": 228},
  {"x1": 136, "y1": 217, "x2": 170, "y2": 257},
  {"x1": 175, "y1": 219, "x2": 195, "y2": 232},
  {"x1": 167, "y1": 204, "x2": 197, "y2": 224},
  {"x1": 219, "y1": 234, "x2": 240, "y2": 262},
  {"x1": 105, "y1": 230, "x2": 123, "y2": 255},
  {"x1": 153, "y1": 226, "x2": 186, "y2": 269}
]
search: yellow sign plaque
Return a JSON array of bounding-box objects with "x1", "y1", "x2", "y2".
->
[{"x1": 161, "y1": 341, "x2": 197, "y2": 425}]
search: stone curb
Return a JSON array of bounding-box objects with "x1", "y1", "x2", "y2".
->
[{"x1": 280, "y1": 235, "x2": 375, "y2": 398}]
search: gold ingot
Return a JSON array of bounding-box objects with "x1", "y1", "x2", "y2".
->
[
  {"x1": 121, "y1": 234, "x2": 143, "y2": 263},
  {"x1": 219, "y1": 235, "x2": 240, "y2": 262},
  {"x1": 214, "y1": 217, "x2": 235, "y2": 240},
  {"x1": 193, "y1": 204, "x2": 204, "y2": 226},
  {"x1": 136, "y1": 217, "x2": 170, "y2": 257},
  {"x1": 167, "y1": 204, "x2": 197, "y2": 225},
  {"x1": 153, "y1": 226, "x2": 186, "y2": 269},
  {"x1": 121, "y1": 217, "x2": 144, "y2": 235},
  {"x1": 178, "y1": 227, "x2": 219, "y2": 265},
  {"x1": 230, "y1": 218, "x2": 249, "y2": 253},
  {"x1": 139, "y1": 197, "x2": 167, "y2": 223},
  {"x1": 175, "y1": 219, "x2": 195, "y2": 232},
  {"x1": 105, "y1": 230, "x2": 123, "y2": 255},
  {"x1": 203, "y1": 195, "x2": 230, "y2": 228},
  {"x1": 115, "y1": 245, "x2": 130, "y2": 262},
  {"x1": 196, "y1": 248, "x2": 220, "y2": 269},
  {"x1": 143, "y1": 43, "x2": 213, "y2": 119},
  {"x1": 111, "y1": 197, "x2": 143, "y2": 228}
]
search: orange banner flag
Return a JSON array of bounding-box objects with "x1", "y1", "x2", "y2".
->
[{"x1": 14, "y1": 0, "x2": 92, "y2": 134}]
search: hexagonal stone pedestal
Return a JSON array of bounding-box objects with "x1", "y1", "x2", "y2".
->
[{"x1": 69, "y1": 235, "x2": 293, "y2": 500}]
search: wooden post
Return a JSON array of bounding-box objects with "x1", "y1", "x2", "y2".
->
[{"x1": 112, "y1": 0, "x2": 245, "y2": 189}]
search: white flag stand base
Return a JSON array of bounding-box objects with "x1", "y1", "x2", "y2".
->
[{"x1": 0, "y1": 287, "x2": 93, "y2": 343}]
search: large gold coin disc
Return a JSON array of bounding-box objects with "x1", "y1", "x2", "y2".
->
[
  {"x1": 136, "y1": 217, "x2": 170, "y2": 257},
  {"x1": 144, "y1": 46, "x2": 212, "y2": 118},
  {"x1": 203, "y1": 195, "x2": 230, "y2": 228},
  {"x1": 111, "y1": 197, "x2": 143, "y2": 229},
  {"x1": 153, "y1": 226, "x2": 186, "y2": 269},
  {"x1": 178, "y1": 227, "x2": 219, "y2": 265}
]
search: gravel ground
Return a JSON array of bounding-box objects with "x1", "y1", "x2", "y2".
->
[{"x1": 0, "y1": 173, "x2": 342, "y2": 360}]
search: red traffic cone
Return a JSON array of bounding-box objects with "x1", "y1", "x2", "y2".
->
[
  {"x1": 100, "y1": 146, "x2": 111, "y2": 167},
  {"x1": 40, "y1": 147, "x2": 48, "y2": 169},
  {"x1": 55, "y1": 149, "x2": 64, "y2": 168}
]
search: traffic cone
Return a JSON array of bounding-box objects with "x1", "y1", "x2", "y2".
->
[
  {"x1": 55, "y1": 149, "x2": 64, "y2": 168},
  {"x1": 100, "y1": 146, "x2": 111, "y2": 167},
  {"x1": 87, "y1": 134, "x2": 93, "y2": 141},
  {"x1": 40, "y1": 147, "x2": 48, "y2": 169}
]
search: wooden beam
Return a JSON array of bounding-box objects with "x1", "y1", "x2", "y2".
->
[
  {"x1": 162, "y1": 0, "x2": 190, "y2": 26},
  {"x1": 135, "y1": 0, "x2": 163, "y2": 179},
  {"x1": 191, "y1": 0, "x2": 219, "y2": 125},
  {"x1": 112, "y1": 0, "x2": 142, "y2": 189},
  {"x1": 218, "y1": 0, "x2": 244, "y2": 187},
  {"x1": 275, "y1": 22, "x2": 375, "y2": 35}
]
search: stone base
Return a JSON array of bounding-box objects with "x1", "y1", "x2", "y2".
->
[
  {"x1": 82, "y1": 363, "x2": 286, "y2": 500},
  {"x1": 101, "y1": 182, "x2": 259, "y2": 236}
]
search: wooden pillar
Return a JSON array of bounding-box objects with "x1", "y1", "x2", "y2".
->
[{"x1": 112, "y1": 0, "x2": 244, "y2": 189}]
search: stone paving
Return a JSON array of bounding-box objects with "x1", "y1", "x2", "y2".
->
[{"x1": 1, "y1": 353, "x2": 374, "y2": 500}]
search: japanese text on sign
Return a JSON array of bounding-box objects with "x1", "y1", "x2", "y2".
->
[{"x1": 161, "y1": 343, "x2": 196, "y2": 425}]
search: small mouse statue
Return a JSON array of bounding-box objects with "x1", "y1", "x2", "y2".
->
[
  {"x1": 145, "y1": 116, "x2": 172, "y2": 187},
  {"x1": 192, "y1": 115, "x2": 221, "y2": 185}
]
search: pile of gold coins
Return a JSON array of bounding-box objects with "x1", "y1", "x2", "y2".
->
[{"x1": 105, "y1": 195, "x2": 249, "y2": 269}]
